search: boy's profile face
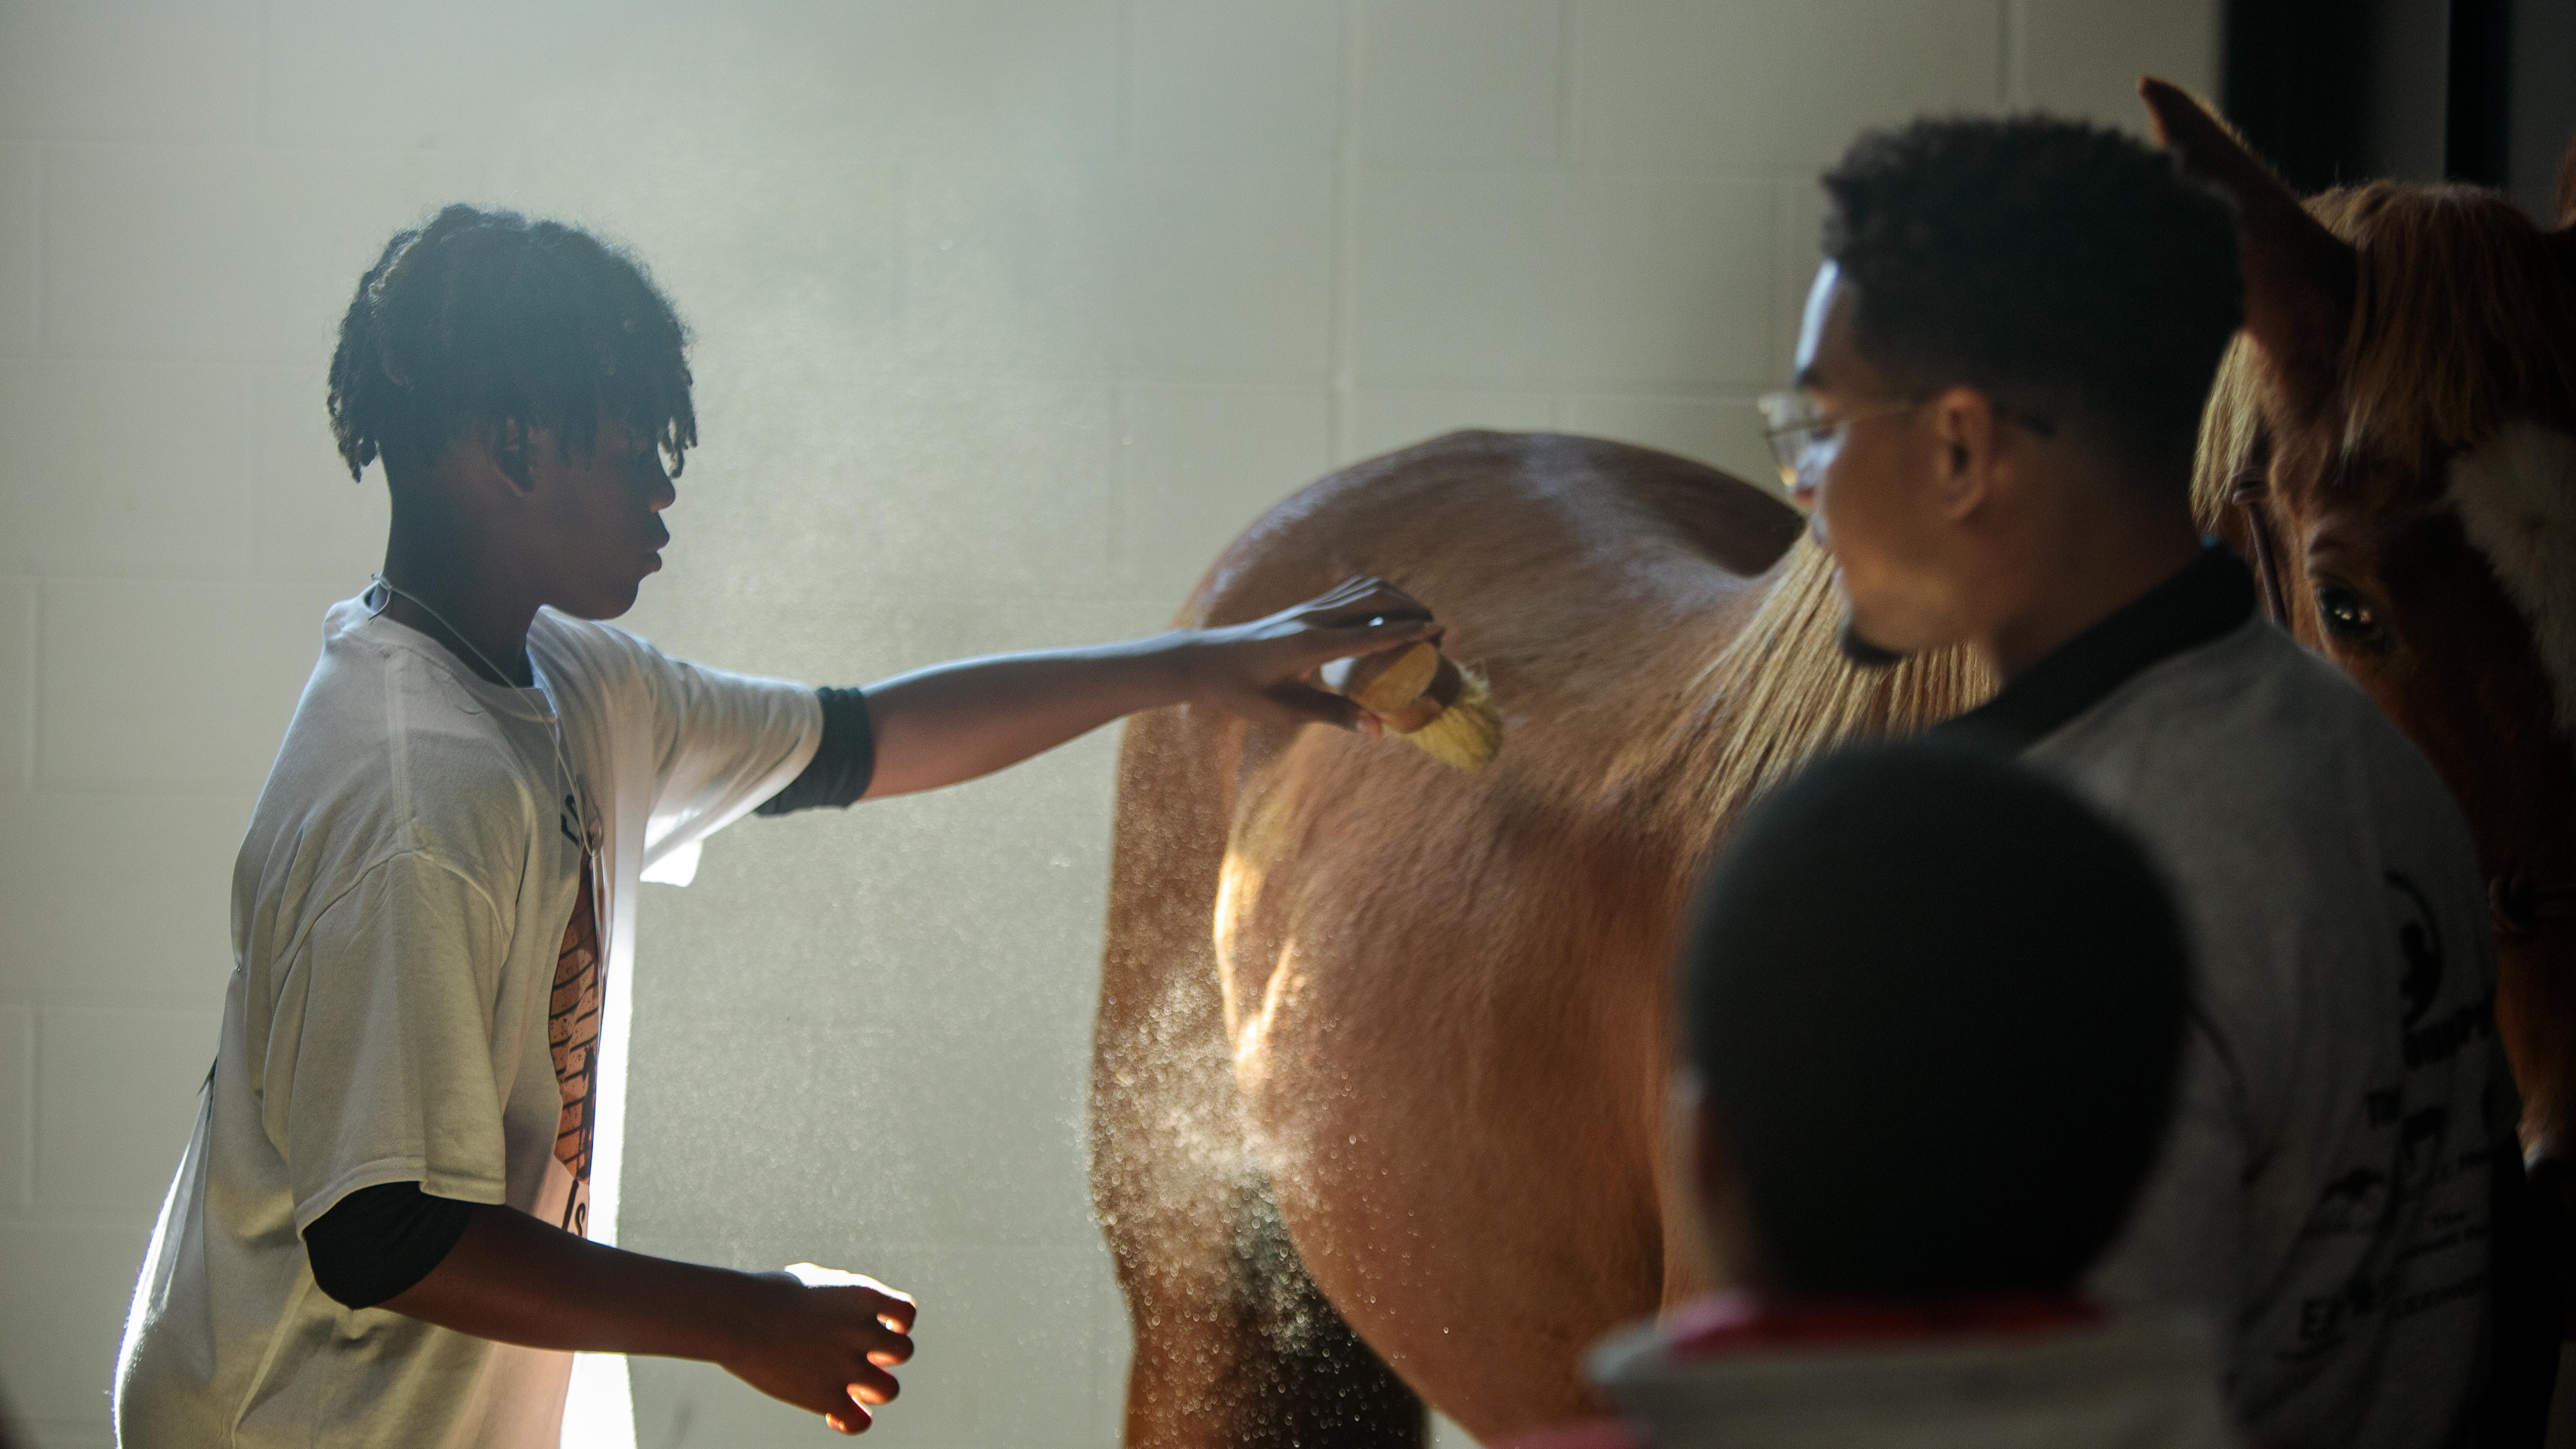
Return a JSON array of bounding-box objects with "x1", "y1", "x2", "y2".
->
[{"x1": 507, "y1": 417, "x2": 676, "y2": 621}]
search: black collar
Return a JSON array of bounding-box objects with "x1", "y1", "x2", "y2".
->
[{"x1": 1932, "y1": 544, "x2": 2259, "y2": 752}]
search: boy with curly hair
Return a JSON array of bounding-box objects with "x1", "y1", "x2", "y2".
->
[{"x1": 113, "y1": 204, "x2": 1433, "y2": 1448}]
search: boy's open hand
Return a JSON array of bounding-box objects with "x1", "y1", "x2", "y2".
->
[
  {"x1": 721, "y1": 1264, "x2": 918, "y2": 1434},
  {"x1": 1184, "y1": 577, "x2": 1442, "y2": 732}
]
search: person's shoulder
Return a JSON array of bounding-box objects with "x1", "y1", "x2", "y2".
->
[
  {"x1": 2030, "y1": 620, "x2": 2477, "y2": 936},
  {"x1": 2145, "y1": 619, "x2": 2377, "y2": 738},
  {"x1": 2217, "y1": 621, "x2": 2389, "y2": 726},
  {"x1": 528, "y1": 609, "x2": 704, "y2": 727},
  {"x1": 2207, "y1": 624, "x2": 2463, "y2": 821},
  {"x1": 274, "y1": 601, "x2": 501, "y2": 780},
  {"x1": 253, "y1": 620, "x2": 548, "y2": 863},
  {"x1": 2056, "y1": 620, "x2": 2436, "y2": 811},
  {"x1": 529, "y1": 607, "x2": 814, "y2": 728},
  {"x1": 528, "y1": 608, "x2": 666, "y2": 685}
]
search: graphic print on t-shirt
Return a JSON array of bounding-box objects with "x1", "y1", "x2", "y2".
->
[
  {"x1": 2287, "y1": 871, "x2": 2498, "y2": 1356},
  {"x1": 550, "y1": 853, "x2": 603, "y2": 1237}
]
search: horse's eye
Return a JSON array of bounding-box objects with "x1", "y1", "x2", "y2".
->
[{"x1": 2316, "y1": 584, "x2": 2389, "y2": 649}]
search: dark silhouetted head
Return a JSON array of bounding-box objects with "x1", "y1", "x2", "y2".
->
[{"x1": 1682, "y1": 740, "x2": 2188, "y2": 1297}]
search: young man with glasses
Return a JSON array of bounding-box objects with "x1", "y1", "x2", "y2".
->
[{"x1": 1760, "y1": 117, "x2": 2537, "y2": 1446}]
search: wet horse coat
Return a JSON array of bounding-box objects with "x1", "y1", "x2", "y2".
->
[{"x1": 1091, "y1": 435, "x2": 1983, "y2": 1444}]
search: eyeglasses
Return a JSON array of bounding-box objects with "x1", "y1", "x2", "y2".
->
[
  {"x1": 1756, "y1": 389, "x2": 2062, "y2": 496},
  {"x1": 1756, "y1": 390, "x2": 1920, "y2": 495}
]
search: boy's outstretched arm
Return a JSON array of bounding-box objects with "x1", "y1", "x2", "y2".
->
[
  {"x1": 382, "y1": 1203, "x2": 914, "y2": 1436},
  {"x1": 858, "y1": 577, "x2": 1438, "y2": 799}
]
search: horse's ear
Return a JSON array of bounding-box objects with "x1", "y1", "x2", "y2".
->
[{"x1": 2139, "y1": 76, "x2": 2356, "y2": 422}]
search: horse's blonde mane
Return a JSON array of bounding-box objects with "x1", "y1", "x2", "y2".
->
[
  {"x1": 2190, "y1": 333, "x2": 2264, "y2": 530},
  {"x1": 1670, "y1": 537, "x2": 1994, "y2": 841},
  {"x1": 2194, "y1": 181, "x2": 2576, "y2": 526}
]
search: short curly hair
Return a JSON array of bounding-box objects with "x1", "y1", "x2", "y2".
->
[
  {"x1": 327, "y1": 204, "x2": 696, "y2": 482},
  {"x1": 1820, "y1": 115, "x2": 2243, "y2": 479}
]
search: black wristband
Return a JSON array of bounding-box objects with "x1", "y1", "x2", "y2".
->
[
  {"x1": 756, "y1": 686, "x2": 877, "y2": 815},
  {"x1": 302, "y1": 1181, "x2": 476, "y2": 1309}
]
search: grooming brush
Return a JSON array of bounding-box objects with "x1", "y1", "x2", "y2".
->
[{"x1": 1318, "y1": 641, "x2": 1503, "y2": 770}]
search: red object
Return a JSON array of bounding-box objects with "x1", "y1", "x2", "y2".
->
[
  {"x1": 1492, "y1": 1292, "x2": 2103, "y2": 1449},
  {"x1": 1661, "y1": 1288, "x2": 2100, "y2": 1354}
]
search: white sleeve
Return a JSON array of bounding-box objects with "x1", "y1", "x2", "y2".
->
[
  {"x1": 265, "y1": 851, "x2": 516, "y2": 1230},
  {"x1": 628, "y1": 644, "x2": 825, "y2": 886}
]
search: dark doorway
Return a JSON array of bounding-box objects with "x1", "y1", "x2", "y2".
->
[{"x1": 2223, "y1": 0, "x2": 2573, "y2": 220}]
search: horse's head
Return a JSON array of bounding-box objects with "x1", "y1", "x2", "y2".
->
[{"x1": 2143, "y1": 80, "x2": 2576, "y2": 1162}]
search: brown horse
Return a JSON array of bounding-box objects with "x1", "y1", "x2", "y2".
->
[
  {"x1": 2141, "y1": 82, "x2": 2576, "y2": 1213},
  {"x1": 1090, "y1": 85, "x2": 2576, "y2": 1445},
  {"x1": 1090, "y1": 437, "x2": 1985, "y2": 1445}
]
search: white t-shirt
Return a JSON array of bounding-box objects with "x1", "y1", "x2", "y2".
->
[
  {"x1": 113, "y1": 594, "x2": 821, "y2": 1449},
  {"x1": 2037, "y1": 621, "x2": 2512, "y2": 1449}
]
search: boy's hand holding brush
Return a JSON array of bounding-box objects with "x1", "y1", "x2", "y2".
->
[{"x1": 1179, "y1": 576, "x2": 1502, "y2": 770}]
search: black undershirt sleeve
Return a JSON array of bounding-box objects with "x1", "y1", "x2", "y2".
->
[
  {"x1": 756, "y1": 686, "x2": 877, "y2": 815},
  {"x1": 302, "y1": 1181, "x2": 477, "y2": 1310}
]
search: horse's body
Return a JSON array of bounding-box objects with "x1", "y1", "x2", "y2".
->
[
  {"x1": 1091, "y1": 433, "x2": 1982, "y2": 1444},
  {"x1": 1092, "y1": 88, "x2": 2576, "y2": 1446}
]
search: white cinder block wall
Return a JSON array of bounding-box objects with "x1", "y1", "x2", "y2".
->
[{"x1": 0, "y1": 3, "x2": 2213, "y2": 1446}]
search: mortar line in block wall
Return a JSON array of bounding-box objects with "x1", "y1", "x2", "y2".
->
[
  {"x1": 25, "y1": 576, "x2": 42, "y2": 790},
  {"x1": 2000, "y1": 0, "x2": 2023, "y2": 109},
  {"x1": 1347, "y1": 373, "x2": 1776, "y2": 395},
  {"x1": 5, "y1": 577, "x2": 31, "y2": 793},
  {"x1": 8, "y1": 1007, "x2": 29, "y2": 1210},
  {"x1": 1112, "y1": 0, "x2": 1135, "y2": 159},
  {"x1": 1110, "y1": 383, "x2": 1131, "y2": 577},
  {"x1": 1771, "y1": 175, "x2": 1797, "y2": 387},
  {"x1": 884, "y1": 164, "x2": 908, "y2": 356},
  {"x1": 1555, "y1": 0, "x2": 1578, "y2": 163},
  {"x1": 256, "y1": 0, "x2": 276, "y2": 143},
  {"x1": 5, "y1": 783, "x2": 258, "y2": 805},
  {"x1": 21, "y1": 1415, "x2": 123, "y2": 1447},
  {"x1": 0, "y1": 992, "x2": 233, "y2": 1019},
  {"x1": 0, "y1": 1208, "x2": 168, "y2": 1233},
  {"x1": 22, "y1": 1003, "x2": 40, "y2": 1209},
  {"x1": 28, "y1": 141, "x2": 43, "y2": 359},
  {"x1": 1327, "y1": 0, "x2": 1366, "y2": 463}
]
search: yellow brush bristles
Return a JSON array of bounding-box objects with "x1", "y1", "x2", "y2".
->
[
  {"x1": 1396, "y1": 659, "x2": 1502, "y2": 770},
  {"x1": 1318, "y1": 641, "x2": 1505, "y2": 770}
]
